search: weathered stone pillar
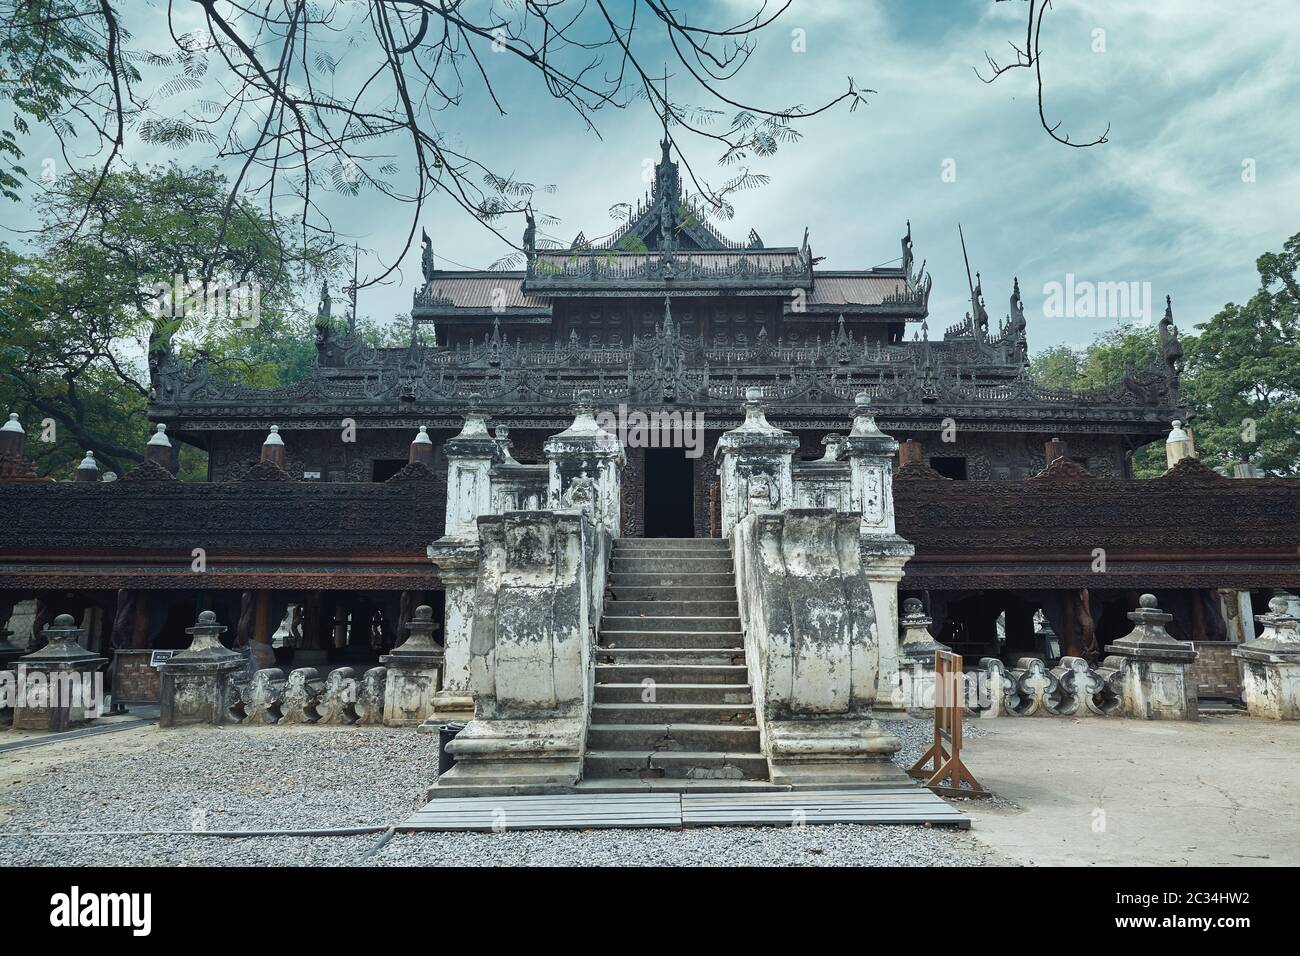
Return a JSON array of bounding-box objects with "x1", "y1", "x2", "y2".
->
[
  {"x1": 158, "y1": 610, "x2": 243, "y2": 726},
  {"x1": 544, "y1": 389, "x2": 625, "y2": 533},
  {"x1": 1103, "y1": 594, "x2": 1199, "y2": 720},
  {"x1": 441, "y1": 406, "x2": 498, "y2": 541},
  {"x1": 715, "y1": 387, "x2": 798, "y2": 536},
  {"x1": 1234, "y1": 593, "x2": 1300, "y2": 719},
  {"x1": 1165, "y1": 420, "x2": 1196, "y2": 468},
  {"x1": 426, "y1": 411, "x2": 500, "y2": 720},
  {"x1": 842, "y1": 393, "x2": 914, "y2": 714},
  {"x1": 0, "y1": 413, "x2": 41, "y2": 481},
  {"x1": 380, "y1": 605, "x2": 444, "y2": 726},
  {"x1": 435, "y1": 511, "x2": 595, "y2": 794},
  {"x1": 12, "y1": 615, "x2": 107, "y2": 732},
  {"x1": 732, "y1": 509, "x2": 902, "y2": 787}
]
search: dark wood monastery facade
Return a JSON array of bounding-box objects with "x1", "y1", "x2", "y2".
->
[{"x1": 1, "y1": 133, "x2": 1295, "y2": 704}]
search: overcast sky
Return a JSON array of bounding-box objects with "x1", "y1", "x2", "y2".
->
[{"x1": 8, "y1": 0, "x2": 1299, "y2": 353}]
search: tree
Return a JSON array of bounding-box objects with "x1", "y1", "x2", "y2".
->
[
  {"x1": 1181, "y1": 232, "x2": 1300, "y2": 475},
  {"x1": 0, "y1": 163, "x2": 335, "y2": 477},
  {"x1": 1028, "y1": 231, "x2": 1300, "y2": 478}
]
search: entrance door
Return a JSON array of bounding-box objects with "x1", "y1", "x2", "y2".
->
[{"x1": 643, "y1": 447, "x2": 695, "y2": 537}]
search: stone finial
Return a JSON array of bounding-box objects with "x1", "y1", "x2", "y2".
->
[
  {"x1": 495, "y1": 426, "x2": 520, "y2": 465},
  {"x1": 1235, "y1": 594, "x2": 1300, "y2": 661},
  {"x1": 172, "y1": 609, "x2": 239, "y2": 663},
  {"x1": 849, "y1": 392, "x2": 884, "y2": 437},
  {"x1": 899, "y1": 597, "x2": 950, "y2": 660},
  {"x1": 1165, "y1": 419, "x2": 1196, "y2": 468},
  {"x1": 390, "y1": 604, "x2": 442, "y2": 658},
  {"x1": 144, "y1": 422, "x2": 173, "y2": 468},
  {"x1": 75, "y1": 450, "x2": 99, "y2": 482},
  {"x1": 819, "y1": 433, "x2": 845, "y2": 462},
  {"x1": 0, "y1": 412, "x2": 23, "y2": 458},
  {"x1": 21, "y1": 613, "x2": 101, "y2": 665},
  {"x1": 408, "y1": 425, "x2": 435, "y2": 466},
  {"x1": 1106, "y1": 593, "x2": 1196, "y2": 662},
  {"x1": 260, "y1": 425, "x2": 287, "y2": 469}
]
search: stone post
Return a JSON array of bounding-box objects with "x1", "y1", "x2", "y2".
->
[
  {"x1": 1234, "y1": 593, "x2": 1300, "y2": 719},
  {"x1": 158, "y1": 610, "x2": 244, "y2": 726},
  {"x1": 260, "y1": 425, "x2": 287, "y2": 469},
  {"x1": 842, "y1": 393, "x2": 914, "y2": 714},
  {"x1": 543, "y1": 389, "x2": 624, "y2": 534},
  {"x1": 426, "y1": 408, "x2": 500, "y2": 721},
  {"x1": 1103, "y1": 594, "x2": 1199, "y2": 720},
  {"x1": 897, "y1": 597, "x2": 951, "y2": 710},
  {"x1": 715, "y1": 387, "x2": 799, "y2": 536},
  {"x1": 409, "y1": 425, "x2": 435, "y2": 467},
  {"x1": 74, "y1": 450, "x2": 99, "y2": 482},
  {"x1": 0, "y1": 413, "x2": 41, "y2": 481},
  {"x1": 1165, "y1": 420, "x2": 1196, "y2": 468},
  {"x1": 144, "y1": 423, "x2": 173, "y2": 470},
  {"x1": 441, "y1": 406, "x2": 498, "y2": 541},
  {"x1": 380, "y1": 605, "x2": 445, "y2": 726},
  {"x1": 12, "y1": 615, "x2": 107, "y2": 732}
]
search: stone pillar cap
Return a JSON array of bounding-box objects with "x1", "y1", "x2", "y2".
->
[
  {"x1": 20, "y1": 614, "x2": 105, "y2": 667},
  {"x1": 1235, "y1": 593, "x2": 1300, "y2": 662},
  {"x1": 2, "y1": 413, "x2": 22, "y2": 433},
  {"x1": 385, "y1": 604, "x2": 444, "y2": 662},
  {"x1": 148, "y1": 423, "x2": 171, "y2": 447},
  {"x1": 263, "y1": 424, "x2": 284, "y2": 446},
  {"x1": 1105, "y1": 594, "x2": 1196, "y2": 662},
  {"x1": 1167, "y1": 420, "x2": 1189, "y2": 443},
  {"x1": 413, "y1": 425, "x2": 432, "y2": 445},
  {"x1": 77, "y1": 450, "x2": 97, "y2": 470}
]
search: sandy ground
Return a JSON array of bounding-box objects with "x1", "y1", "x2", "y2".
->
[{"x1": 958, "y1": 712, "x2": 1300, "y2": 866}]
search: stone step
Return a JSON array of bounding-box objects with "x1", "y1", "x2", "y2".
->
[
  {"x1": 600, "y1": 615, "x2": 740, "y2": 633},
  {"x1": 595, "y1": 663, "x2": 750, "y2": 685},
  {"x1": 600, "y1": 630, "x2": 743, "y2": 650},
  {"x1": 615, "y1": 538, "x2": 729, "y2": 550},
  {"x1": 611, "y1": 557, "x2": 735, "y2": 574},
  {"x1": 594, "y1": 683, "x2": 754, "y2": 705},
  {"x1": 603, "y1": 599, "x2": 739, "y2": 618},
  {"x1": 612, "y1": 550, "x2": 732, "y2": 563},
  {"x1": 606, "y1": 585, "x2": 738, "y2": 602},
  {"x1": 608, "y1": 571, "x2": 736, "y2": 588},
  {"x1": 591, "y1": 702, "x2": 755, "y2": 725},
  {"x1": 595, "y1": 647, "x2": 746, "y2": 666},
  {"x1": 582, "y1": 750, "x2": 769, "y2": 781},
  {"x1": 586, "y1": 723, "x2": 763, "y2": 753}
]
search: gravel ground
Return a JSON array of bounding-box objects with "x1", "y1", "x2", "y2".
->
[
  {"x1": 370, "y1": 823, "x2": 1002, "y2": 867},
  {"x1": 1, "y1": 719, "x2": 1009, "y2": 867}
]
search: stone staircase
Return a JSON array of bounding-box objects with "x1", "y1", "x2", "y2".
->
[{"x1": 583, "y1": 537, "x2": 768, "y2": 785}]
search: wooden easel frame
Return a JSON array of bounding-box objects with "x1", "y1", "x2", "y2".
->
[{"x1": 907, "y1": 650, "x2": 989, "y2": 799}]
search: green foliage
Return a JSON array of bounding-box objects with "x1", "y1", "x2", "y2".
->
[
  {"x1": 1180, "y1": 233, "x2": 1300, "y2": 476},
  {"x1": 0, "y1": 163, "x2": 338, "y2": 478},
  {"x1": 1029, "y1": 231, "x2": 1300, "y2": 477}
]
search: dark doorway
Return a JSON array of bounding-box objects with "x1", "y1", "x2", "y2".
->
[
  {"x1": 930, "y1": 456, "x2": 968, "y2": 480},
  {"x1": 371, "y1": 459, "x2": 406, "y2": 482},
  {"x1": 644, "y1": 448, "x2": 695, "y2": 537}
]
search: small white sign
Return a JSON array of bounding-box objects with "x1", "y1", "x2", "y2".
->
[
  {"x1": 149, "y1": 650, "x2": 176, "y2": 667},
  {"x1": 303, "y1": 470, "x2": 321, "y2": 479}
]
